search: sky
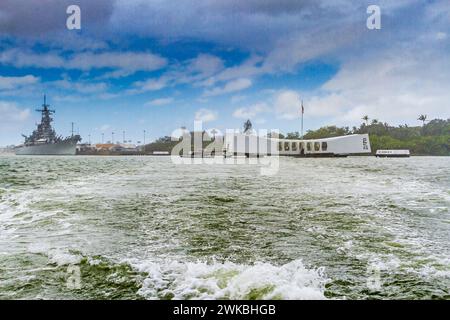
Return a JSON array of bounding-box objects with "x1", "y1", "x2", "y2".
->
[{"x1": 0, "y1": 0, "x2": 449, "y2": 146}]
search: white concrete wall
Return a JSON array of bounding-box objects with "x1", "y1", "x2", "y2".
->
[{"x1": 224, "y1": 133, "x2": 371, "y2": 156}]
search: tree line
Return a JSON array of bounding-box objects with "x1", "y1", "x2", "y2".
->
[{"x1": 283, "y1": 117, "x2": 450, "y2": 156}]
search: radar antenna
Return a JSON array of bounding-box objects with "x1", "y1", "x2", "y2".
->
[{"x1": 36, "y1": 94, "x2": 55, "y2": 114}]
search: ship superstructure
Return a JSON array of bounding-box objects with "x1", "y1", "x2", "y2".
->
[{"x1": 15, "y1": 96, "x2": 81, "y2": 155}]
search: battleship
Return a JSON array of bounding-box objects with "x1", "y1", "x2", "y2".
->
[{"x1": 15, "y1": 96, "x2": 81, "y2": 155}]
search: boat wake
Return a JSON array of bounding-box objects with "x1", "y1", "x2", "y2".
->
[{"x1": 128, "y1": 258, "x2": 328, "y2": 300}]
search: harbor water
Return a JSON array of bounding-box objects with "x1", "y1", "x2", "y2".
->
[{"x1": 0, "y1": 156, "x2": 449, "y2": 299}]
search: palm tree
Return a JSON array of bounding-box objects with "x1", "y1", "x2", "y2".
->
[
  {"x1": 418, "y1": 114, "x2": 427, "y2": 126},
  {"x1": 362, "y1": 115, "x2": 369, "y2": 125},
  {"x1": 210, "y1": 128, "x2": 218, "y2": 140}
]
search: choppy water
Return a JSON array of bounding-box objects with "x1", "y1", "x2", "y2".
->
[{"x1": 0, "y1": 155, "x2": 449, "y2": 300}]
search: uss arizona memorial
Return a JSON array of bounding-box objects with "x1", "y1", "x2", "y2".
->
[
  {"x1": 225, "y1": 133, "x2": 371, "y2": 157},
  {"x1": 183, "y1": 133, "x2": 372, "y2": 157}
]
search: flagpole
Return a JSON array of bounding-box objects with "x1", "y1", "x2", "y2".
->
[{"x1": 301, "y1": 100, "x2": 304, "y2": 139}]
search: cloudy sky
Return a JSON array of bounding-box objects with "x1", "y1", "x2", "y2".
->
[{"x1": 0, "y1": 0, "x2": 449, "y2": 145}]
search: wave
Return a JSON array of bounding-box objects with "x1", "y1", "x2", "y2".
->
[
  {"x1": 128, "y1": 258, "x2": 328, "y2": 300},
  {"x1": 23, "y1": 244, "x2": 329, "y2": 300}
]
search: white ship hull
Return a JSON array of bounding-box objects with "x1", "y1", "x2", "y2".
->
[{"x1": 15, "y1": 140, "x2": 78, "y2": 155}]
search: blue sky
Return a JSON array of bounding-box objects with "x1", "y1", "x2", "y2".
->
[{"x1": 0, "y1": 0, "x2": 449, "y2": 146}]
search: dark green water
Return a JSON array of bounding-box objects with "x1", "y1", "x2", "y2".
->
[{"x1": 0, "y1": 156, "x2": 449, "y2": 299}]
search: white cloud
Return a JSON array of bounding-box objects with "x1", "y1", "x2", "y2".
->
[
  {"x1": 0, "y1": 49, "x2": 167, "y2": 75},
  {"x1": 130, "y1": 77, "x2": 169, "y2": 93},
  {"x1": 203, "y1": 78, "x2": 252, "y2": 97},
  {"x1": 97, "y1": 93, "x2": 121, "y2": 100},
  {"x1": 99, "y1": 124, "x2": 111, "y2": 131},
  {"x1": 436, "y1": 32, "x2": 447, "y2": 40},
  {"x1": 146, "y1": 97, "x2": 174, "y2": 106},
  {"x1": 52, "y1": 95, "x2": 86, "y2": 103},
  {"x1": 274, "y1": 90, "x2": 303, "y2": 120},
  {"x1": 232, "y1": 89, "x2": 348, "y2": 124},
  {"x1": 68, "y1": 51, "x2": 167, "y2": 73},
  {"x1": 52, "y1": 79, "x2": 108, "y2": 94},
  {"x1": 0, "y1": 0, "x2": 114, "y2": 37},
  {"x1": 231, "y1": 95, "x2": 246, "y2": 104},
  {"x1": 0, "y1": 49, "x2": 65, "y2": 69},
  {"x1": 109, "y1": 0, "x2": 377, "y2": 53},
  {"x1": 306, "y1": 93, "x2": 348, "y2": 118},
  {"x1": 127, "y1": 54, "x2": 225, "y2": 94},
  {"x1": 233, "y1": 102, "x2": 269, "y2": 119},
  {"x1": 174, "y1": 54, "x2": 225, "y2": 87},
  {"x1": 185, "y1": 54, "x2": 225, "y2": 80},
  {"x1": 264, "y1": 26, "x2": 361, "y2": 72},
  {"x1": 0, "y1": 101, "x2": 30, "y2": 123},
  {"x1": 0, "y1": 75, "x2": 39, "y2": 90},
  {"x1": 254, "y1": 118, "x2": 266, "y2": 124},
  {"x1": 203, "y1": 56, "x2": 264, "y2": 86},
  {"x1": 195, "y1": 108, "x2": 218, "y2": 123},
  {"x1": 305, "y1": 50, "x2": 450, "y2": 125}
]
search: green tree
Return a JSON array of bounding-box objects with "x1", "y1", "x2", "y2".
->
[
  {"x1": 362, "y1": 115, "x2": 369, "y2": 125},
  {"x1": 303, "y1": 118, "x2": 450, "y2": 156},
  {"x1": 286, "y1": 131, "x2": 301, "y2": 139},
  {"x1": 418, "y1": 114, "x2": 427, "y2": 126}
]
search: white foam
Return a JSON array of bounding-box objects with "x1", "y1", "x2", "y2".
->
[
  {"x1": 27, "y1": 244, "x2": 82, "y2": 266},
  {"x1": 128, "y1": 258, "x2": 328, "y2": 300},
  {"x1": 336, "y1": 240, "x2": 353, "y2": 255}
]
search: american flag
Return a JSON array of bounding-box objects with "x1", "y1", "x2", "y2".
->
[{"x1": 301, "y1": 100, "x2": 304, "y2": 114}]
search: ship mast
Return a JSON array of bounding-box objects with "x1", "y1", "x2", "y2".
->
[
  {"x1": 34, "y1": 94, "x2": 56, "y2": 142},
  {"x1": 36, "y1": 94, "x2": 55, "y2": 114}
]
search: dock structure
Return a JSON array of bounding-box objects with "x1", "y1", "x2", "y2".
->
[{"x1": 375, "y1": 149, "x2": 410, "y2": 158}]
